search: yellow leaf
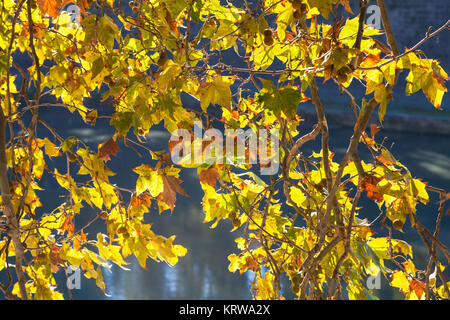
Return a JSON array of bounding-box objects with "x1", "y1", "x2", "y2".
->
[
  {"x1": 196, "y1": 75, "x2": 233, "y2": 110},
  {"x1": 134, "y1": 166, "x2": 164, "y2": 197},
  {"x1": 290, "y1": 187, "x2": 307, "y2": 208},
  {"x1": 411, "y1": 178, "x2": 429, "y2": 204},
  {"x1": 391, "y1": 271, "x2": 409, "y2": 293}
]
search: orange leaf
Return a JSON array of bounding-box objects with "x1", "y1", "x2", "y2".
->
[
  {"x1": 360, "y1": 54, "x2": 382, "y2": 68},
  {"x1": 360, "y1": 175, "x2": 383, "y2": 203},
  {"x1": 370, "y1": 124, "x2": 380, "y2": 138},
  {"x1": 79, "y1": 231, "x2": 88, "y2": 242},
  {"x1": 164, "y1": 9, "x2": 178, "y2": 35},
  {"x1": 340, "y1": 0, "x2": 353, "y2": 14},
  {"x1": 131, "y1": 193, "x2": 152, "y2": 207},
  {"x1": 37, "y1": 0, "x2": 62, "y2": 18},
  {"x1": 409, "y1": 279, "x2": 426, "y2": 299}
]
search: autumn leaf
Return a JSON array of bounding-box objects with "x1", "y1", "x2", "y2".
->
[
  {"x1": 360, "y1": 54, "x2": 382, "y2": 69},
  {"x1": 77, "y1": 0, "x2": 89, "y2": 14},
  {"x1": 99, "y1": 137, "x2": 120, "y2": 161},
  {"x1": 160, "y1": 175, "x2": 188, "y2": 212},
  {"x1": 37, "y1": 0, "x2": 62, "y2": 18},
  {"x1": 360, "y1": 175, "x2": 383, "y2": 203},
  {"x1": 49, "y1": 244, "x2": 62, "y2": 273},
  {"x1": 86, "y1": 110, "x2": 98, "y2": 126},
  {"x1": 198, "y1": 167, "x2": 220, "y2": 188},
  {"x1": 340, "y1": 0, "x2": 353, "y2": 14},
  {"x1": 130, "y1": 193, "x2": 152, "y2": 207},
  {"x1": 409, "y1": 279, "x2": 426, "y2": 299},
  {"x1": 196, "y1": 75, "x2": 233, "y2": 111},
  {"x1": 391, "y1": 270, "x2": 410, "y2": 294},
  {"x1": 370, "y1": 124, "x2": 380, "y2": 138},
  {"x1": 164, "y1": 8, "x2": 178, "y2": 35}
]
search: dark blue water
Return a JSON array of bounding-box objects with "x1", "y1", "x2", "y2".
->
[{"x1": 1, "y1": 1, "x2": 449, "y2": 300}]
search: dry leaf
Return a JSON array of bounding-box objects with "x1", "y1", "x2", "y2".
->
[
  {"x1": 161, "y1": 175, "x2": 188, "y2": 211},
  {"x1": 198, "y1": 167, "x2": 219, "y2": 188},
  {"x1": 99, "y1": 137, "x2": 120, "y2": 161},
  {"x1": 49, "y1": 244, "x2": 62, "y2": 273}
]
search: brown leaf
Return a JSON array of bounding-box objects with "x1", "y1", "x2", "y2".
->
[
  {"x1": 99, "y1": 137, "x2": 120, "y2": 161},
  {"x1": 168, "y1": 136, "x2": 185, "y2": 158},
  {"x1": 340, "y1": 0, "x2": 353, "y2": 14},
  {"x1": 164, "y1": 9, "x2": 178, "y2": 35},
  {"x1": 86, "y1": 110, "x2": 98, "y2": 126},
  {"x1": 77, "y1": 0, "x2": 88, "y2": 14},
  {"x1": 49, "y1": 244, "x2": 62, "y2": 273},
  {"x1": 372, "y1": 39, "x2": 392, "y2": 56},
  {"x1": 161, "y1": 175, "x2": 188, "y2": 211},
  {"x1": 198, "y1": 167, "x2": 219, "y2": 188}
]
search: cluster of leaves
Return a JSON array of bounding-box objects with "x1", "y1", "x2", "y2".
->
[{"x1": 0, "y1": 0, "x2": 448, "y2": 299}]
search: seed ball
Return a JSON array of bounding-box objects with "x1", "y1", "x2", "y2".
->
[
  {"x1": 300, "y1": 3, "x2": 307, "y2": 13},
  {"x1": 392, "y1": 219, "x2": 403, "y2": 231},
  {"x1": 263, "y1": 28, "x2": 273, "y2": 38},
  {"x1": 264, "y1": 36, "x2": 274, "y2": 46},
  {"x1": 293, "y1": 9, "x2": 302, "y2": 20},
  {"x1": 99, "y1": 211, "x2": 109, "y2": 219},
  {"x1": 68, "y1": 153, "x2": 77, "y2": 162},
  {"x1": 157, "y1": 51, "x2": 168, "y2": 67},
  {"x1": 292, "y1": 0, "x2": 303, "y2": 10},
  {"x1": 117, "y1": 226, "x2": 127, "y2": 234}
]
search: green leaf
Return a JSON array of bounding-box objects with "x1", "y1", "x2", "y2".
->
[
  {"x1": 257, "y1": 79, "x2": 301, "y2": 119},
  {"x1": 110, "y1": 112, "x2": 139, "y2": 137},
  {"x1": 91, "y1": 57, "x2": 104, "y2": 80}
]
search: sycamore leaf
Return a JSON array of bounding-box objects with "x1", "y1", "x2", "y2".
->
[
  {"x1": 197, "y1": 76, "x2": 233, "y2": 111},
  {"x1": 98, "y1": 137, "x2": 120, "y2": 161},
  {"x1": 198, "y1": 167, "x2": 219, "y2": 188},
  {"x1": 49, "y1": 245, "x2": 62, "y2": 273},
  {"x1": 391, "y1": 270, "x2": 409, "y2": 294},
  {"x1": 37, "y1": 0, "x2": 62, "y2": 18},
  {"x1": 257, "y1": 79, "x2": 302, "y2": 120},
  {"x1": 340, "y1": 0, "x2": 353, "y2": 14},
  {"x1": 161, "y1": 175, "x2": 188, "y2": 212},
  {"x1": 339, "y1": 16, "x2": 383, "y2": 47},
  {"x1": 134, "y1": 165, "x2": 165, "y2": 197},
  {"x1": 360, "y1": 175, "x2": 383, "y2": 203},
  {"x1": 86, "y1": 109, "x2": 98, "y2": 126},
  {"x1": 409, "y1": 279, "x2": 425, "y2": 299},
  {"x1": 42, "y1": 138, "x2": 61, "y2": 158},
  {"x1": 274, "y1": 1, "x2": 294, "y2": 42},
  {"x1": 130, "y1": 193, "x2": 152, "y2": 207}
]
